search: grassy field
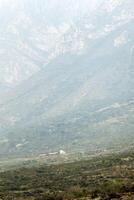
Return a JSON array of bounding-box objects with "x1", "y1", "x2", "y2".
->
[{"x1": 0, "y1": 150, "x2": 133, "y2": 200}]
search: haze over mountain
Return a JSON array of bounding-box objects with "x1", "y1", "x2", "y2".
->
[{"x1": 0, "y1": 0, "x2": 134, "y2": 157}]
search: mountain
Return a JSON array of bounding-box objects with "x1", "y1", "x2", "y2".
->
[
  {"x1": 0, "y1": 0, "x2": 134, "y2": 157},
  {"x1": 0, "y1": 0, "x2": 99, "y2": 88}
]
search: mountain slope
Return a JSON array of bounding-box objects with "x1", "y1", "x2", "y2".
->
[{"x1": 0, "y1": 0, "x2": 134, "y2": 157}]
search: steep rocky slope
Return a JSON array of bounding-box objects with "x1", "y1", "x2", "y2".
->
[{"x1": 0, "y1": 0, "x2": 134, "y2": 157}]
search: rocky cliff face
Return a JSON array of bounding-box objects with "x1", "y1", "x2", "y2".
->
[
  {"x1": 0, "y1": 0, "x2": 133, "y2": 87},
  {"x1": 0, "y1": 0, "x2": 97, "y2": 87}
]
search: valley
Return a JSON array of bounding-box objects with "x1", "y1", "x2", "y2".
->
[{"x1": 0, "y1": 150, "x2": 133, "y2": 200}]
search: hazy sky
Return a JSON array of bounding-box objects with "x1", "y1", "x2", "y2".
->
[{"x1": 0, "y1": 0, "x2": 101, "y2": 10}]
